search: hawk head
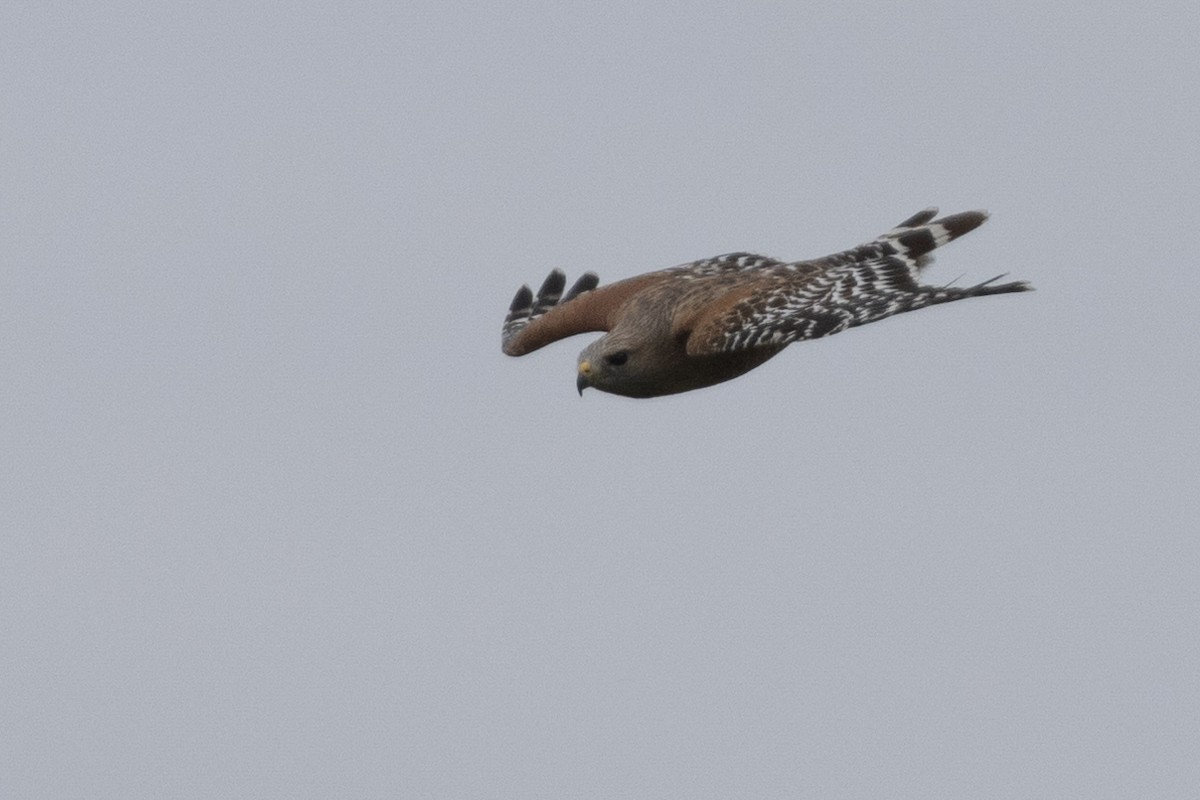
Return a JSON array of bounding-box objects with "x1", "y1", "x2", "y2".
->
[{"x1": 576, "y1": 334, "x2": 650, "y2": 397}]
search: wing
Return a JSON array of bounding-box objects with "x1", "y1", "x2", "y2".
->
[
  {"x1": 662, "y1": 251, "x2": 790, "y2": 279},
  {"x1": 501, "y1": 269, "x2": 675, "y2": 356},
  {"x1": 502, "y1": 270, "x2": 601, "y2": 356},
  {"x1": 683, "y1": 209, "x2": 1031, "y2": 355},
  {"x1": 502, "y1": 248, "x2": 796, "y2": 356}
]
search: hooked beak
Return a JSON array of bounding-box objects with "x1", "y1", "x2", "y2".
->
[{"x1": 576, "y1": 360, "x2": 592, "y2": 396}]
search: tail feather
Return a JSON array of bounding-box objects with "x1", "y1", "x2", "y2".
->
[
  {"x1": 965, "y1": 273, "x2": 1034, "y2": 296},
  {"x1": 922, "y1": 273, "x2": 1033, "y2": 306}
]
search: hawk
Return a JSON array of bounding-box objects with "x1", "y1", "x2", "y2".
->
[{"x1": 501, "y1": 208, "x2": 1032, "y2": 398}]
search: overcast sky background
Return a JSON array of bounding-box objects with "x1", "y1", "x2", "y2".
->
[{"x1": 3, "y1": 2, "x2": 1198, "y2": 798}]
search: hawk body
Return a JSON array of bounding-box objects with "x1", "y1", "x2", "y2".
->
[{"x1": 502, "y1": 208, "x2": 1032, "y2": 397}]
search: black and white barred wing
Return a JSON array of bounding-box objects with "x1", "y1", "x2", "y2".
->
[
  {"x1": 685, "y1": 209, "x2": 1032, "y2": 355},
  {"x1": 665, "y1": 251, "x2": 790, "y2": 279}
]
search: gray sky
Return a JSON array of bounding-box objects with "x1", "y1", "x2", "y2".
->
[{"x1": 3, "y1": 2, "x2": 1198, "y2": 798}]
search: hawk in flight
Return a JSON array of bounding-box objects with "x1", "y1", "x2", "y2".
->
[{"x1": 501, "y1": 208, "x2": 1031, "y2": 398}]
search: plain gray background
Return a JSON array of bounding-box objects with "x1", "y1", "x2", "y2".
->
[{"x1": 3, "y1": 2, "x2": 1198, "y2": 798}]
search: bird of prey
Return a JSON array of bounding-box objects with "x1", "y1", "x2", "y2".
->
[{"x1": 501, "y1": 208, "x2": 1031, "y2": 398}]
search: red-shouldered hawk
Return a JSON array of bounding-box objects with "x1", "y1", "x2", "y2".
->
[{"x1": 501, "y1": 208, "x2": 1032, "y2": 398}]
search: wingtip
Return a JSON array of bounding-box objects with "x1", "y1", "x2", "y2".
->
[
  {"x1": 563, "y1": 271, "x2": 600, "y2": 303},
  {"x1": 537, "y1": 269, "x2": 566, "y2": 298},
  {"x1": 509, "y1": 284, "x2": 533, "y2": 312},
  {"x1": 935, "y1": 210, "x2": 989, "y2": 241},
  {"x1": 895, "y1": 207, "x2": 939, "y2": 229}
]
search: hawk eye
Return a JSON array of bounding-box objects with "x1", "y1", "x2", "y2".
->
[{"x1": 605, "y1": 351, "x2": 628, "y2": 366}]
